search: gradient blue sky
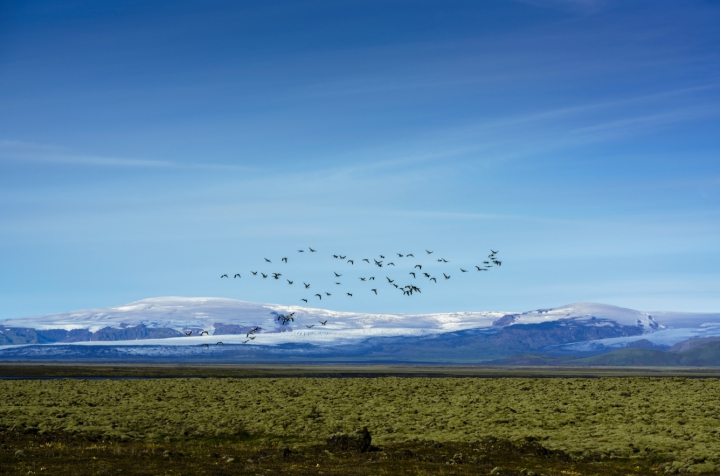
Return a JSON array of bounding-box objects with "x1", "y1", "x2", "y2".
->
[{"x1": 1, "y1": 0, "x2": 719, "y2": 319}]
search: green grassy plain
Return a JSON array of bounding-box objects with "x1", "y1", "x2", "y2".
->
[{"x1": 2, "y1": 376, "x2": 720, "y2": 474}]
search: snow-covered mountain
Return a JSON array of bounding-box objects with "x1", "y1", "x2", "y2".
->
[{"x1": 1, "y1": 298, "x2": 719, "y2": 362}]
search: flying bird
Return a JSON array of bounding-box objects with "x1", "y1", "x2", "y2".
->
[
  {"x1": 200, "y1": 330, "x2": 209, "y2": 335},
  {"x1": 347, "y1": 293, "x2": 352, "y2": 296},
  {"x1": 251, "y1": 271, "x2": 258, "y2": 275},
  {"x1": 304, "y1": 282, "x2": 310, "y2": 288},
  {"x1": 334, "y1": 272, "x2": 342, "y2": 277},
  {"x1": 298, "y1": 249, "x2": 304, "y2": 252},
  {"x1": 387, "y1": 262, "x2": 395, "y2": 266},
  {"x1": 348, "y1": 260, "x2": 354, "y2": 265},
  {"x1": 282, "y1": 257, "x2": 288, "y2": 263},
  {"x1": 339, "y1": 255, "x2": 346, "y2": 259},
  {"x1": 407, "y1": 253, "x2": 414, "y2": 257},
  {"x1": 371, "y1": 289, "x2": 377, "y2": 294},
  {"x1": 443, "y1": 273, "x2": 451, "y2": 279},
  {"x1": 430, "y1": 277, "x2": 437, "y2": 282},
  {"x1": 369, "y1": 277, "x2": 375, "y2": 280},
  {"x1": 249, "y1": 336, "x2": 256, "y2": 340},
  {"x1": 261, "y1": 273, "x2": 268, "y2": 278},
  {"x1": 202, "y1": 343, "x2": 209, "y2": 348},
  {"x1": 264, "y1": 258, "x2": 271, "y2": 263},
  {"x1": 184, "y1": 331, "x2": 192, "y2": 337},
  {"x1": 315, "y1": 294, "x2": 322, "y2": 300},
  {"x1": 234, "y1": 274, "x2": 241, "y2": 278},
  {"x1": 333, "y1": 255, "x2": 339, "y2": 258},
  {"x1": 301, "y1": 298, "x2": 308, "y2": 303},
  {"x1": 493, "y1": 260, "x2": 502, "y2": 266},
  {"x1": 309, "y1": 248, "x2": 316, "y2": 252},
  {"x1": 423, "y1": 272, "x2": 430, "y2": 278},
  {"x1": 426, "y1": 250, "x2": 433, "y2": 254},
  {"x1": 221, "y1": 274, "x2": 228, "y2": 278},
  {"x1": 379, "y1": 255, "x2": 385, "y2": 259},
  {"x1": 414, "y1": 264, "x2": 422, "y2": 269},
  {"x1": 216, "y1": 342, "x2": 223, "y2": 345},
  {"x1": 359, "y1": 277, "x2": 366, "y2": 281},
  {"x1": 386, "y1": 277, "x2": 394, "y2": 283},
  {"x1": 460, "y1": 268, "x2": 468, "y2": 273},
  {"x1": 362, "y1": 258, "x2": 370, "y2": 263},
  {"x1": 306, "y1": 325, "x2": 314, "y2": 329},
  {"x1": 320, "y1": 320, "x2": 327, "y2": 326},
  {"x1": 491, "y1": 249, "x2": 498, "y2": 254},
  {"x1": 325, "y1": 292, "x2": 331, "y2": 296},
  {"x1": 409, "y1": 272, "x2": 416, "y2": 278},
  {"x1": 242, "y1": 340, "x2": 249, "y2": 344},
  {"x1": 287, "y1": 280, "x2": 293, "y2": 284},
  {"x1": 335, "y1": 282, "x2": 341, "y2": 285},
  {"x1": 397, "y1": 253, "x2": 403, "y2": 257}
]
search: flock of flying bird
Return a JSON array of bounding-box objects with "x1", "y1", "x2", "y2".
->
[{"x1": 208, "y1": 248, "x2": 502, "y2": 346}]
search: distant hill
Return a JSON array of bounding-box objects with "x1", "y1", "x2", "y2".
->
[{"x1": 490, "y1": 341, "x2": 720, "y2": 367}]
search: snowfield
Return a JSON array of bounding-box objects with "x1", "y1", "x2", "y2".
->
[{"x1": 1, "y1": 297, "x2": 719, "y2": 349}]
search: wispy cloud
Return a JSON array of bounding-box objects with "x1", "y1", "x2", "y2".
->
[{"x1": 0, "y1": 140, "x2": 248, "y2": 170}]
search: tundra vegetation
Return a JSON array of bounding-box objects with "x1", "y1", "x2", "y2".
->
[{"x1": 1, "y1": 377, "x2": 719, "y2": 474}]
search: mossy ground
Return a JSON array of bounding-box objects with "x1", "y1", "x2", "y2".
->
[{"x1": 1, "y1": 376, "x2": 719, "y2": 474}]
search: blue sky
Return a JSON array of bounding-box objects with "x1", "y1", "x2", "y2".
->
[{"x1": 1, "y1": 0, "x2": 719, "y2": 318}]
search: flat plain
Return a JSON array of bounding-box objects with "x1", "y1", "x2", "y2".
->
[{"x1": 2, "y1": 365, "x2": 720, "y2": 475}]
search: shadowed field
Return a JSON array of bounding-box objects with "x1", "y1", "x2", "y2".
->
[{"x1": 2, "y1": 375, "x2": 720, "y2": 474}]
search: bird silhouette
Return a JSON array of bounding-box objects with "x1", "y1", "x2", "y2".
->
[
  {"x1": 251, "y1": 271, "x2": 258, "y2": 275},
  {"x1": 409, "y1": 272, "x2": 416, "y2": 278},
  {"x1": 426, "y1": 250, "x2": 433, "y2": 254},
  {"x1": 339, "y1": 255, "x2": 346, "y2": 259},
  {"x1": 261, "y1": 273, "x2": 268, "y2": 278},
  {"x1": 407, "y1": 253, "x2": 414, "y2": 257},
  {"x1": 309, "y1": 248, "x2": 316, "y2": 252},
  {"x1": 362, "y1": 258, "x2": 370, "y2": 263},
  {"x1": 347, "y1": 293, "x2": 353, "y2": 296},
  {"x1": 320, "y1": 320, "x2": 327, "y2": 325},
  {"x1": 380, "y1": 255, "x2": 385, "y2": 259},
  {"x1": 184, "y1": 331, "x2": 192, "y2": 336},
  {"x1": 304, "y1": 282, "x2": 310, "y2": 288},
  {"x1": 414, "y1": 264, "x2": 422, "y2": 269},
  {"x1": 335, "y1": 282, "x2": 341, "y2": 285},
  {"x1": 491, "y1": 249, "x2": 498, "y2": 254},
  {"x1": 249, "y1": 336, "x2": 256, "y2": 340},
  {"x1": 298, "y1": 249, "x2": 304, "y2": 252},
  {"x1": 397, "y1": 253, "x2": 403, "y2": 257},
  {"x1": 334, "y1": 272, "x2": 342, "y2": 277},
  {"x1": 264, "y1": 258, "x2": 271, "y2": 263},
  {"x1": 369, "y1": 277, "x2": 375, "y2": 280},
  {"x1": 386, "y1": 277, "x2": 394, "y2": 283},
  {"x1": 216, "y1": 342, "x2": 223, "y2": 345},
  {"x1": 301, "y1": 298, "x2": 308, "y2": 302},
  {"x1": 460, "y1": 268, "x2": 468, "y2": 273},
  {"x1": 371, "y1": 289, "x2": 377, "y2": 294},
  {"x1": 423, "y1": 272, "x2": 430, "y2": 277},
  {"x1": 359, "y1": 277, "x2": 366, "y2": 281},
  {"x1": 430, "y1": 277, "x2": 437, "y2": 282},
  {"x1": 443, "y1": 273, "x2": 451, "y2": 279},
  {"x1": 242, "y1": 340, "x2": 249, "y2": 344},
  {"x1": 287, "y1": 280, "x2": 293, "y2": 284},
  {"x1": 315, "y1": 294, "x2": 322, "y2": 300},
  {"x1": 306, "y1": 325, "x2": 314, "y2": 329},
  {"x1": 393, "y1": 283, "x2": 399, "y2": 288},
  {"x1": 493, "y1": 260, "x2": 502, "y2": 266},
  {"x1": 387, "y1": 262, "x2": 395, "y2": 266},
  {"x1": 348, "y1": 260, "x2": 354, "y2": 264},
  {"x1": 221, "y1": 274, "x2": 228, "y2": 278},
  {"x1": 333, "y1": 255, "x2": 339, "y2": 258},
  {"x1": 325, "y1": 292, "x2": 331, "y2": 296},
  {"x1": 202, "y1": 343, "x2": 209, "y2": 348},
  {"x1": 200, "y1": 330, "x2": 209, "y2": 335},
  {"x1": 234, "y1": 274, "x2": 241, "y2": 278},
  {"x1": 282, "y1": 257, "x2": 288, "y2": 263}
]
